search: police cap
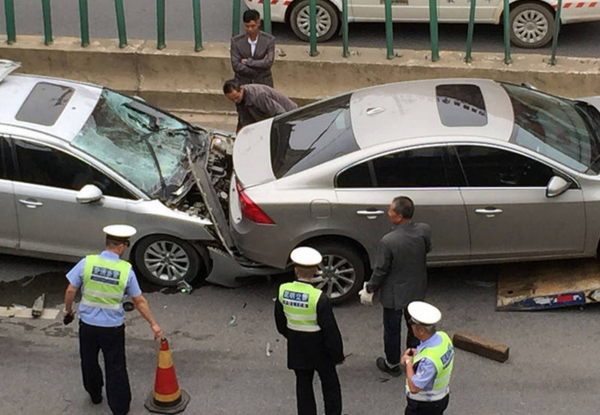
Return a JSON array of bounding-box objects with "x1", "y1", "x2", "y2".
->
[
  {"x1": 407, "y1": 301, "x2": 442, "y2": 326},
  {"x1": 103, "y1": 224, "x2": 137, "y2": 242},
  {"x1": 290, "y1": 247, "x2": 322, "y2": 267}
]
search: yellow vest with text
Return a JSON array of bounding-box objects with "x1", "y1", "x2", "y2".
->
[
  {"x1": 279, "y1": 281, "x2": 322, "y2": 333},
  {"x1": 81, "y1": 255, "x2": 130, "y2": 310},
  {"x1": 406, "y1": 331, "x2": 454, "y2": 402}
]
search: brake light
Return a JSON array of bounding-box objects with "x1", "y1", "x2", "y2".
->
[{"x1": 236, "y1": 182, "x2": 275, "y2": 225}]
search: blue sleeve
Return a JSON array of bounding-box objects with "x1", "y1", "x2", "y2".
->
[
  {"x1": 66, "y1": 259, "x2": 86, "y2": 288},
  {"x1": 125, "y1": 269, "x2": 143, "y2": 297},
  {"x1": 411, "y1": 358, "x2": 438, "y2": 390}
]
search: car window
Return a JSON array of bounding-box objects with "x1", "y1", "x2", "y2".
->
[
  {"x1": 15, "y1": 82, "x2": 75, "y2": 126},
  {"x1": 270, "y1": 94, "x2": 359, "y2": 179},
  {"x1": 454, "y1": 145, "x2": 554, "y2": 187},
  {"x1": 14, "y1": 140, "x2": 134, "y2": 198},
  {"x1": 337, "y1": 147, "x2": 465, "y2": 188},
  {"x1": 436, "y1": 84, "x2": 487, "y2": 127},
  {"x1": 0, "y1": 136, "x2": 17, "y2": 180}
]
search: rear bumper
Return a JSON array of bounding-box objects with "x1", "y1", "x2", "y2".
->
[{"x1": 205, "y1": 246, "x2": 282, "y2": 287}]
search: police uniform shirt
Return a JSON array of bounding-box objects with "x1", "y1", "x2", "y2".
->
[
  {"x1": 411, "y1": 332, "x2": 443, "y2": 392},
  {"x1": 66, "y1": 250, "x2": 142, "y2": 327}
]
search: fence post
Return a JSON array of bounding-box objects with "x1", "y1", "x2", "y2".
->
[
  {"x1": 263, "y1": 0, "x2": 272, "y2": 34},
  {"x1": 232, "y1": 0, "x2": 241, "y2": 36},
  {"x1": 550, "y1": 0, "x2": 563, "y2": 65},
  {"x1": 78, "y1": 0, "x2": 90, "y2": 47},
  {"x1": 384, "y1": 0, "x2": 394, "y2": 59},
  {"x1": 465, "y1": 0, "x2": 476, "y2": 63},
  {"x1": 428, "y1": 0, "x2": 439, "y2": 61},
  {"x1": 4, "y1": 0, "x2": 16, "y2": 44},
  {"x1": 41, "y1": 0, "x2": 53, "y2": 45},
  {"x1": 114, "y1": 0, "x2": 128, "y2": 48},
  {"x1": 309, "y1": 0, "x2": 318, "y2": 56},
  {"x1": 342, "y1": 0, "x2": 349, "y2": 57},
  {"x1": 192, "y1": 0, "x2": 203, "y2": 51},
  {"x1": 157, "y1": 0, "x2": 166, "y2": 50},
  {"x1": 502, "y1": 0, "x2": 511, "y2": 64}
]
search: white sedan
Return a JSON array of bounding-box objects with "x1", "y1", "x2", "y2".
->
[{"x1": 244, "y1": 0, "x2": 600, "y2": 48}]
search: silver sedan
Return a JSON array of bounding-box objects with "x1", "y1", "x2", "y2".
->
[{"x1": 228, "y1": 79, "x2": 600, "y2": 303}]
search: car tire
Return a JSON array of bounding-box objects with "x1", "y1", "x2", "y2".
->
[
  {"x1": 310, "y1": 242, "x2": 365, "y2": 304},
  {"x1": 509, "y1": 3, "x2": 554, "y2": 49},
  {"x1": 133, "y1": 235, "x2": 203, "y2": 286},
  {"x1": 289, "y1": 0, "x2": 340, "y2": 43}
]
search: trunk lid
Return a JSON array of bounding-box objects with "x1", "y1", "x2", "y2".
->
[{"x1": 232, "y1": 119, "x2": 276, "y2": 189}]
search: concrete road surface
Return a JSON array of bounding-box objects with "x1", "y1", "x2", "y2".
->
[
  {"x1": 1, "y1": 0, "x2": 600, "y2": 57},
  {"x1": 1, "y1": 254, "x2": 600, "y2": 415}
]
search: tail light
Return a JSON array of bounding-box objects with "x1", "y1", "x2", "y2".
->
[{"x1": 236, "y1": 182, "x2": 275, "y2": 225}]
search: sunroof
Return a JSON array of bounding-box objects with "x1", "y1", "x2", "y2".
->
[
  {"x1": 16, "y1": 82, "x2": 75, "y2": 126},
  {"x1": 436, "y1": 84, "x2": 487, "y2": 127}
]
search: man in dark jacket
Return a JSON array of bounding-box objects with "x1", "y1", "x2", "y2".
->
[
  {"x1": 275, "y1": 247, "x2": 344, "y2": 415},
  {"x1": 223, "y1": 79, "x2": 297, "y2": 133},
  {"x1": 359, "y1": 196, "x2": 432, "y2": 377},
  {"x1": 230, "y1": 9, "x2": 275, "y2": 87}
]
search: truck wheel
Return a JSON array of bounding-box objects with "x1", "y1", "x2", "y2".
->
[
  {"x1": 310, "y1": 242, "x2": 365, "y2": 304},
  {"x1": 510, "y1": 3, "x2": 554, "y2": 49},
  {"x1": 133, "y1": 235, "x2": 203, "y2": 286},
  {"x1": 290, "y1": 0, "x2": 340, "y2": 43}
]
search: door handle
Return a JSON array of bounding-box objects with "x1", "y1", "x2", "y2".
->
[
  {"x1": 475, "y1": 208, "x2": 503, "y2": 215},
  {"x1": 19, "y1": 199, "x2": 44, "y2": 209},
  {"x1": 356, "y1": 210, "x2": 385, "y2": 218}
]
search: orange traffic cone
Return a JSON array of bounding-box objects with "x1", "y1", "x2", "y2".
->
[{"x1": 145, "y1": 338, "x2": 190, "y2": 414}]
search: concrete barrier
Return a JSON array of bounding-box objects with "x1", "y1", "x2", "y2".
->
[{"x1": 2, "y1": 35, "x2": 600, "y2": 117}]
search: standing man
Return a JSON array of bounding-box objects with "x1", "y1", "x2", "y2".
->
[
  {"x1": 230, "y1": 9, "x2": 275, "y2": 87},
  {"x1": 402, "y1": 301, "x2": 454, "y2": 415},
  {"x1": 63, "y1": 225, "x2": 163, "y2": 415},
  {"x1": 358, "y1": 196, "x2": 432, "y2": 377},
  {"x1": 223, "y1": 79, "x2": 297, "y2": 133},
  {"x1": 275, "y1": 247, "x2": 344, "y2": 415}
]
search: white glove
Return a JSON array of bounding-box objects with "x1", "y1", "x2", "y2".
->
[{"x1": 358, "y1": 283, "x2": 373, "y2": 306}]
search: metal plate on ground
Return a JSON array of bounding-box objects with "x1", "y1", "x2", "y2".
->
[{"x1": 497, "y1": 259, "x2": 600, "y2": 310}]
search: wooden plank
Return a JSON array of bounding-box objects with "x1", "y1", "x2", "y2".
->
[
  {"x1": 453, "y1": 331, "x2": 509, "y2": 363},
  {"x1": 497, "y1": 259, "x2": 600, "y2": 310}
]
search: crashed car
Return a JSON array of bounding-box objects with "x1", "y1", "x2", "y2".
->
[{"x1": 0, "y1": 61, "x2": 260, "y2": 287}]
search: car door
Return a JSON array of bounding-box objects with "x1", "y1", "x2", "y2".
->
[
  {"x1": 438, "y1": 0, "x2": 500, "y2": 22},
  {"x1": 11, "y1": 137, "x2": 134, "y2": 259},
  {"x1": 351, "y1": 0, "x2": 431, "y2": 21},
  {"x1": 454, "y1": 144, "x2": 585, "y2": 259},
  {"x1": 0, "y1": 136, "x2": 19, "y2": 249},
  {"x1": 335, "y1": 145, "x2": 470, "y2": 264}
]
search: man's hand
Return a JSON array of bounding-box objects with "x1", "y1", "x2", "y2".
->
[
  {"x1": 241, "y1": 58, "x2": 247, "y2": 64},
  {"x1": 358, "y1": 283, "x2": 373, "y2": 305},
  {"x1": 401, "y1": 348, "x2": 416, "y2": 366},
  {"x1": 63, "y1": 309, "x2": 75, "y2": 325},
  {"x1": 151, "y1": 323, "x2": 164, "y2": 340}
]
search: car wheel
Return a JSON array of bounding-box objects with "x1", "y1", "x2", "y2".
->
[
  {"x1": 290, "y1": 0, "x2": 340, "y2": 43},
  {"x1": 509, "y1": 3, "x2": 554, "y2": 49},
  {"x1": 133, "y1": 235, "x2": 202, "y2": 286},
  {"x1": 310, "y1": 242, "x2": 365, "y2": 304}
]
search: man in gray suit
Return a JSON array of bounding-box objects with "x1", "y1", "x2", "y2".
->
[
  {"x1": 230, "y1": 9, "x2": 275, "y2": 87},
  {"x1": 359, "y1": 196, "x2": 432, "y2": 377}
]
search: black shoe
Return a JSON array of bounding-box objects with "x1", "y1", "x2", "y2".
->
[
  {"x1": 90, "y1": 394, "x2": 103, "y2": 405},
  {"x1": 376, "y1": 357, "x2": 402, "y2": 377}
]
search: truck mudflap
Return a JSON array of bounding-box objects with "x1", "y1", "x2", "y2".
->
[{"x1": 497, "y1": 259, "x2": 600, "y2": 310}]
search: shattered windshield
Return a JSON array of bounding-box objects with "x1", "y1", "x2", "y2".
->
[{"x1": 72, "y1": 89, "x2": 193, "y2": 197}]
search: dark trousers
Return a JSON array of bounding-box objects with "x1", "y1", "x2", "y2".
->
[
  {"x1": 294, "y1": 366, "x2": 342, "y2": 415},
  {"x1": 79, "y1": 321, "x2": 131, "y2": 415},
  {"x1": 383, "y1": 307, "x2": 419, "y2": 366},
  {"x1": 405, "y1": 395, "x2": 450, "y2": 415}
]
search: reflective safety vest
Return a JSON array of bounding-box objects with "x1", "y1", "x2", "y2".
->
[
  {"x1": 279, "y1": 281, "x2": 322, "y2": 333},
  {"x1": 406, "y1": 331, "x2": 454, "y2": 402},
  {"x1": 81, "y1": 255, "x2": 131, "y2": 310}
]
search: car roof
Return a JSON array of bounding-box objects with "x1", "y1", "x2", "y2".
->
[
  {"x1": 350, "y1": 78, "x2": 514, "y2": 149},
  {"x1": 0, "y1": 74, "x2": 102, "y2": 142}
]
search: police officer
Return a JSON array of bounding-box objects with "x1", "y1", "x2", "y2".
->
[
  {"x1": 401, "y1": 301, "x2": 454, "y2": 415},
  {"x1": 275, "y1": 247, "x2": 345, "y2": 415},
  {"x1": 63, "y1": 225, "x2": 163, "y2": 415}
]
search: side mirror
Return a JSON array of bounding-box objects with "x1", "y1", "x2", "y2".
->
[
  {"x1": 76, "y1": 184, "x2": 103, "y2": 204},
  {"x1": 546, "y1": 176, "x2": 571, "y2": 198}
]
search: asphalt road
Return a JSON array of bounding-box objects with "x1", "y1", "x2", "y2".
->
[
  {"x1": 1, "y1": 1, "x2": 600, "y2": 57},
  {"x1": 2, "y1": 254, "x2": 600, "y2": 415}
]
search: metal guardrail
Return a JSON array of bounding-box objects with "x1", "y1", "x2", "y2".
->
[{"x1": 1, "y1": 0, "x2": 566, "y2": 65}]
